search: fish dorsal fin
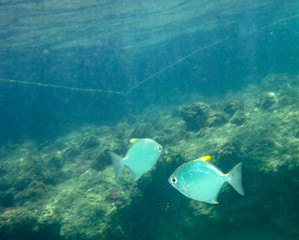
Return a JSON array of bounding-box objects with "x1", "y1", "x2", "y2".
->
[
  {"x1": 129, "y1": 138, "x2": 142, "y2": 143},
  {"x1": 196, "y1": 155, "x2": 212, "y2": 161}
]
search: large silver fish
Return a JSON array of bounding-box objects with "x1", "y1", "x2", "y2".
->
[
  {"x1": 168, "y1": 156, "x2": 244, "y2": 204},
  {"x1": 109, "y1": 138, "x2": 162, "y2": 181}
]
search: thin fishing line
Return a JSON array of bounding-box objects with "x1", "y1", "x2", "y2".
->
[
  {"x1": 125, "y1": 13, "x2": 299, "y2": 95},
  {"x1": 0, "y1": 78, "x2": 124, "y2": 95},
  {"x1": 0, "y1": 14, "x2": 298, "y2": 96},
  {"x1": 124, "y1": 37, "x2": 230, "y2": 95}
]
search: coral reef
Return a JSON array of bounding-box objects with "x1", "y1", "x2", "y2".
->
[
  {"x1": 256, "y1": 92, "x2": 277, "y2": 110},
  {"x1": 179, "y1": 102, "x2": 209, "y2": 131},
  {"x1": 0, "y1": 73, "x2": 298, "y2": 240},
  {"x1": 230, "y1": 110, "x2": 247, "y2": 125},
  {"x1": 206, "y1": 112, "x2": 230, "y2": 127}
]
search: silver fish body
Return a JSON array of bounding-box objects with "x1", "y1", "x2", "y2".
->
[
  {"x1": 109, "y1": 138, "x2": 162, "y2": 181},
  {"x1": 169, "y1": 156, "x2": 244, "y2": 204}
]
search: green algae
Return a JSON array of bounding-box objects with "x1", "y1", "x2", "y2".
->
[{"x1": 0, "y1": 73, "x2": 298, "y2": 240}]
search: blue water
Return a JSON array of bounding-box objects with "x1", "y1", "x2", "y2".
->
[
  {"x1": 0, "y1": 1, "x2": 298, "y2": 240},
  {"x1": 0, "y1": 0, "x2": 297, "y2": 144}
]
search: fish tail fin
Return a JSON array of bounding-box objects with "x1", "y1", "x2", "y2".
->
[
  {"x1": 108, "y1": 151, "x2": 124, "y2": 179},
  {"x1": 226, "y1": 162, "x2": 244, "y2": 196}
]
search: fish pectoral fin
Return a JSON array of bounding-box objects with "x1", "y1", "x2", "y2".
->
[{"x1": 196, "y1": 156, "x2": 212, "y2": 161}]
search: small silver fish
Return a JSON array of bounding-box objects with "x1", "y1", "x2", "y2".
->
[
  {"x1": 109, "y1": 138, "x2": 162, "y2": 181},
  {"x1": 168, "y1": 156, "x2": 244, "y2": 204}
]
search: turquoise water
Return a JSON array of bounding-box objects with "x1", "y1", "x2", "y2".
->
[{"x1": 0, "y1": 1, "x2": 298, "y2": 240}]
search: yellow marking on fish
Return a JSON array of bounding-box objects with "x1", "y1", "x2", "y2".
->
[
  {"x1": 129, "y1": 138, "x2": 141, "y2": 143},
  {"x1": 197, "y1": 156, "x2": 212, "y2": 161}
]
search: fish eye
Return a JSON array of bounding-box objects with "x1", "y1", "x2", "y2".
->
[
  {"x1": 158, "y1": 146, "x2": 162, "y2": 152},
  {"x1": 170, "y1": 177, "x2": 177, "y2": 184}
]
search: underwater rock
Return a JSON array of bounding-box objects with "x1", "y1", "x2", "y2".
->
[
  {"x1": 0, "y1": 178, "x2": 11, "y2": 192},
  {"x1": 14, "y1": 180, "x2": 48, "y2": 205},
  {"x1": 104, "y1": 126, "x2": 124, "y2": 138},
  {"x1": 106, "y1": 188, "x2": 119, "y2": 200},
  {"x1": 207, "y1": 112, "x2": 230, "y2": 127},
  {"x1": 179, "y1": 102, "x2": 209, "y2": 131},
  {"x1": 260, "y1": 74, "x2": 289, "y2": 91},
  {"x1": 278, "y1": 95, "x2": 297, "y2": 106},
  {"x1": 0, "y1": 191, "x2": 14, "y2": 207},
  {"x1": 53, "y1": 166, "x2": 141, "y2": 240},
  {"x1": 223, "y1": 100, "x2": 244, "y2": 116},
  {"x1": 130, "y1": 121, "x2": 154, "y2": 138},
  {"x1": 216, "y1": 141, "x2": 241, "y2": 166},
  {"x1": 47, "y1": 155, "x2": 63, "y2": 170},
  {"x1": 256, "y1": 92, "x2": 277, "y2": 110},
  {"x1": 91, "y1": 151, "x2": 111, "y2": 171},
  {"x1": 12, "y1": 175, "x2": 32, "y2": 192},
  {"x1": 81, "y1": 136, "x2": 99, "y2": 149},
  {"x1": 0, "y1": 166, "x2": 6, "y2": 178},
  {"x1": 230, "y1": 110, "x2": 247, "y2": 125},
  {"x1": 65, "y1": 146, "x2": 80, "y2": 159},
  {"x1": 0, "y1": 207, "x2": 61, "y2": 240},
  {"x1": 76, "y1": 164, "x2": 89, "y2": 174}
]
